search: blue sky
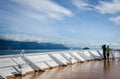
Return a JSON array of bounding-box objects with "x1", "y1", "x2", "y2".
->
[{"x1": 0, "y1": 0, "x2": 120, "y2": 48}]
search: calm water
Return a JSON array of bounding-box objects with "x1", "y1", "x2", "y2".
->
[
  {"x1": 0, "y1": 49, "x2": 71, "y2": 56},
  {"x1": 0, "y1": 48, "x2": 100, "y2": 56}
]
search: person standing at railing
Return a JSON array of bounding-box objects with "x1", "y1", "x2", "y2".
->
[
  {"x1": 102, "y1": 44, "x2": 106, "y2": 59},
  {"x1": 106, "y1": 45, "x2": 111, "y2": 59}
]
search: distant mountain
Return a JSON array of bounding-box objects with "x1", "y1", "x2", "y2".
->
[{"x1": 0, "y1": 39, "x2": 69, "y2": 50}]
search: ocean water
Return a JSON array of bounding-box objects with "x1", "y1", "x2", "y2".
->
[{"x1": 0, "y1": 49, "x2": 70, "y2": 56}]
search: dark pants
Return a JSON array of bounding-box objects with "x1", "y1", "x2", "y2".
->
[
  {"x1": 103, "y1": 50, "x2": 106, "y2": 59},
  {"x1": 107, "y1": 53, "x2": 110, "y2": 59}
]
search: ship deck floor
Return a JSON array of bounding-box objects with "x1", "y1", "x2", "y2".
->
[{"x1": 16, "y1": 59, "x2": 120, "y2": 79}]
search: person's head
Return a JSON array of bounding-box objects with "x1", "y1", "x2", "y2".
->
[{"x1": 103, "y1": 44, "x2": 106, "y2": 47}]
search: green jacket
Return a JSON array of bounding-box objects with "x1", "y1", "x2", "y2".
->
[{"x1": 106, "y1": 47, "x2": 111, "y2": 54}]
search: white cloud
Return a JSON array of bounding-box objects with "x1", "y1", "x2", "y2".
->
[
  {"x1": 0, "y1": 34, "x2": 99, "y2": 47},
  {"x1": 108, "y1": 42, "x2": 120, "y2": 49},
  {"x1": 1, "y1": 34, "x2": 120, "y2": 49},
  {"x1": 0, "y1": 34, "x2": 68, "y2": 44},
  {"x1": 110, "y1": 16, "x2": 120, "y2": 25},
  {"x1": 72, "y1": 0, "x2": 92, "y2": 10},
  {"x1": 0, "y1": 34, "x2": 44, "y2": 42},
  {"x1": 95, "y1": 0, "x2": 120, "y2": 14},
  {"x1": 10, "y1": 0, "x2": 73, "y2": 20}
]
